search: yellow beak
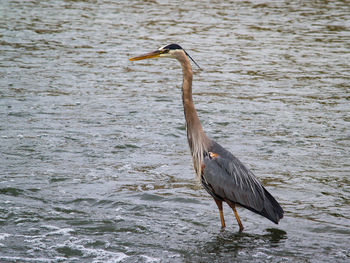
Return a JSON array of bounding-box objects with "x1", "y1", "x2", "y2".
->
[{"x1": 129, "y1": 50, "x2": 162, "y2": 61}]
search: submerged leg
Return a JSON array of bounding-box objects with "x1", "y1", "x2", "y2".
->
[
  {"x1": 214, "y1": 199, "x2": 226, "y2": 228},
  {"x1": 227, "y1": 200, "x2": 244, "y2": 232}
]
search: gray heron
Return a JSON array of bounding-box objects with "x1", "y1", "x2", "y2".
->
[{"x1": 129, "y1": 44, "x2": 284, "y2": 231}]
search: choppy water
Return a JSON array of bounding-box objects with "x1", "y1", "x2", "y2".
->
[{"x1": 1, "y1": 0, "x2": 350, "y2": 262}]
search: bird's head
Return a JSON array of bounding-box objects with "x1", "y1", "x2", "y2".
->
[{"x1": 129, "y1": 43, "x2": 201, "y2": 69}]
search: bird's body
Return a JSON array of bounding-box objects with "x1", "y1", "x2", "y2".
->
[
  {"x1": 202, "y1": 140, "x2": 284, "y2": 225},
  {"x1": 129, "y1": 44, "x2": 283, "y2": 231}
]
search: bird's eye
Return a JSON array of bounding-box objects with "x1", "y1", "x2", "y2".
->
[{"x1": 160, "y1": 49, "x2": 169, "y2": 54}]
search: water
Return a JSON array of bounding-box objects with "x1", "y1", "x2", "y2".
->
[{"x1": 1, "y1": 0, "x2": 349, "y2": 262}]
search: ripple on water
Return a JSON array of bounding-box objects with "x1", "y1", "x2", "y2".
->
[{"x1": 1, "y1": 0, "x2": 350, "y2": 262}]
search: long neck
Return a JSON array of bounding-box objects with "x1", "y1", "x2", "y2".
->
[{"x1": 177, "y1": 53, "x2": 210, "y2": 177}]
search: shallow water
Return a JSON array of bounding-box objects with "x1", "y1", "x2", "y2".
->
[{"x1": 1, "y1": 0, "x2": 350, "y2": 262}]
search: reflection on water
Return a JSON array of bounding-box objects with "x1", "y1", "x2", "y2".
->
[
  {"x1": 1, "y1": 0, "x2": 350, "y2": 262},
  {"x1": 187, "y1": 228, "x2": 288, "y2": 262},
  {"x1": 207, "y1": 229, "x2": 287, "y2": 252},
  {"x1": 264, "y1": 228, "x2": 288, "y2": 244}
]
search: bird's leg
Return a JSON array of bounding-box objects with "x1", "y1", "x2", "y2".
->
[
  {"x1": 233, "y1": 206, "x2": 244, "y2": 232},
  {"x1": 214, "y1": 199, "x2": 226, "y2": 228},
  {"x1": 227, "y1": 200, "x2": 244, "y2": 232}
]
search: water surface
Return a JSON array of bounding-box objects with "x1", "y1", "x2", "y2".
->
[{"x1": 1, "y1": 0, "x2": 349, "y2": 262}]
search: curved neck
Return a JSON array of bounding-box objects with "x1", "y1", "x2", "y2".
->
[{"x1": 176, "y1": 52, "x2": 209, "y2": 176}]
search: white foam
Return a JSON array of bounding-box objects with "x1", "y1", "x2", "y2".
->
[
  {"x1": 142, "y1": 255, "x2": 161, "y2": 263},
  {"x1": 46, "y1": 227, "x2": 75, "y2": 236},
  {"x1": 0, "y1": 256, "x2": 51, "y2": 262},
  {"x1": 0, "y1": 233, "x2": 10, "y2": 240},
  {"x1": 85, "y1": 248, "x2": 128, "y2": 263}
]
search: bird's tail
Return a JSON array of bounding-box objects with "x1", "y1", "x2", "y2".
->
[
  {"x1": 241, "y1": 187, "x2": 284, "y2": 224},
  {"x1": 261, "y1": 187, "x2": 284, "y2": 223}
]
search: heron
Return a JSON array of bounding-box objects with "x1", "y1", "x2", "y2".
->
[{"x1": 129, "y1": 44, "x2": 284, "y2": 231}]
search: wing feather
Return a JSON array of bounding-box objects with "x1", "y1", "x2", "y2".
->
[
  {"x1": 203, "y1": 154, "x2": 265, "y2": 211},
  {"x1": 202, "y1": 141, "x2": 284, "y2": 223}
]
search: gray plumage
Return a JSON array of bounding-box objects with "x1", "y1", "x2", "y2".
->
[{"x1": 202, "y1": 141, "x2": 284, "y2": 224}]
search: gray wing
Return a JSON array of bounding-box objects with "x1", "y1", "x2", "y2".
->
[{"x1": 202, "y1": 141, "x2": 284, "y2": 223}]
